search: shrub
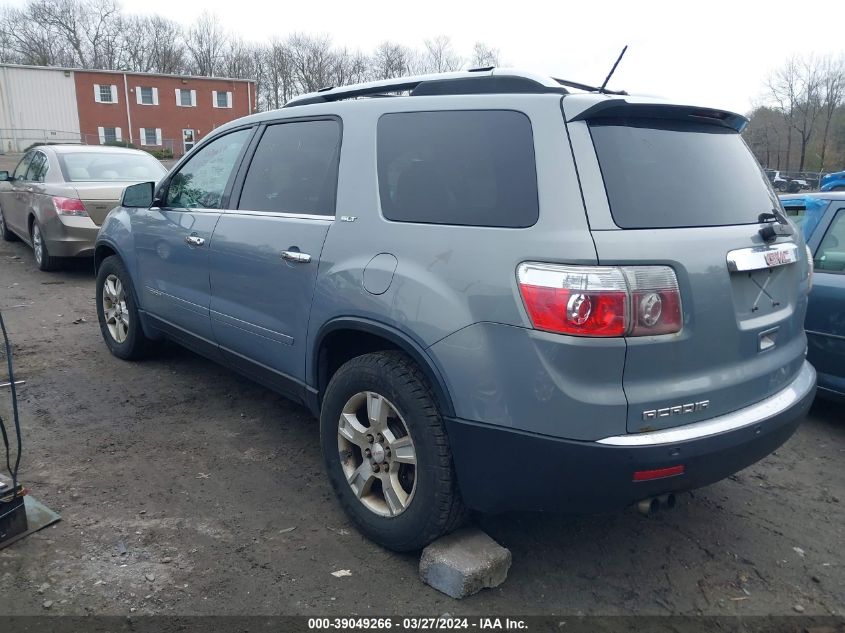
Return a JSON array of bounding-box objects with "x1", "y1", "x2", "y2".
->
[{"x1": 145, "y1": 147, "x2": 173, "y2": 160}]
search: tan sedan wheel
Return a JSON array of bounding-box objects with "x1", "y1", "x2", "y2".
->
[{"x1": 31, "y1": 221, "x2": 58, "y2": 271}]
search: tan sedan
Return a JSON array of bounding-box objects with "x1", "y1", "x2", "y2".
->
[{"x1": 0, "y1": 145, "x2": 166, "y2": 270}]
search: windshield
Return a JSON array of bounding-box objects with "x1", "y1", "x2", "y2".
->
[
  {"x1": 58, "y1": 152, "x2": 166, "y2": 183},
  {"x1": 590, "y1": 118, "x2": 779, "y2": 229}
]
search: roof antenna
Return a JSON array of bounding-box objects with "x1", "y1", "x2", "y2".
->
[{"x1": 599, "y1": 45, "x2": 628, "y2": 93}]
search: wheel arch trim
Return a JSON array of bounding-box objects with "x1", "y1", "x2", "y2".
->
[{"x1": 311, "y1": 317, "x2": 456, "y2": 418}]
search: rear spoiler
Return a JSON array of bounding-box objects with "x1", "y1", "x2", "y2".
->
[{"x1": 566, "y1": 99, "x2": 747, "y2": 132}]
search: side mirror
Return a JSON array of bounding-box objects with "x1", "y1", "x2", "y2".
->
[
  {"x1": 121, "y1": 181, "x2": 155, "y2": 208},
  {"x1": 0, "y1": 171, "x2": 9, "y2": 181}
]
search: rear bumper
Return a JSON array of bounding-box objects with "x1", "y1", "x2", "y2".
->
[
  {"x1": 446, "y1": 361, "x2": 816, "y2": 514},
  {"x1": 42, "y1": 214, "x2": 99, "y2": 257}
]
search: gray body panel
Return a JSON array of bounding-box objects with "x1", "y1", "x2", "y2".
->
[
  {"x1": 209, "y1": 212, "x2": 331, "y2": 383},
  {"x1": 133, "y1": 207, "x2": 221, "y2": 344}
]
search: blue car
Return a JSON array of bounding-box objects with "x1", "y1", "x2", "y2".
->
[
  {"x1": 781, "y1": 193, "x2": 845, "y2": 400},
  {"x1": 820, "y1": 170, "x2": 845, "y2": 192}
]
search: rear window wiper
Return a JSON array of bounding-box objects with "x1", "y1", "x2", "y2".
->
[{"x1": 758, "y1": 208, "x2": 794, "y2": 242}]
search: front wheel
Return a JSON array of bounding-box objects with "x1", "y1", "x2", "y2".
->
[
  {"x1": 0, "y1": 206, "x2": 17, "y2": 242},
  {"x1": 320, "y1": 351, "x2": 467, "y2": 551},
  {"x1": 96, "y1": 255, "x2": 155, "y2": 360}
]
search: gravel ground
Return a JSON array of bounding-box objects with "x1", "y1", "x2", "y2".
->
[{"x1": 0, "y1": 179, "x2": 843, "y2": 617}]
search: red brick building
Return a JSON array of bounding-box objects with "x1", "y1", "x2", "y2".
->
[{"x1": 73, "y1": 70, "x2": 256, "y2": 156}]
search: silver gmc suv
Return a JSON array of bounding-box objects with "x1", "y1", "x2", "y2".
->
[{"x1": 94, "y1": 69, "x2": 816, "y2": 551}]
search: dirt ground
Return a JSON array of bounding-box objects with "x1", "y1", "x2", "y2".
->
[{"x1": 0, "y1": 160, "x2": 843, "y2": 617}]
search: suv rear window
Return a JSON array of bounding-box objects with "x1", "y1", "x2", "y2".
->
[
  {"x1": 377, "y1": 110, "x2": 538, "y2": 227},
  {"x1": 590, "y1": 118, "x2": 777, "y2": 229}
]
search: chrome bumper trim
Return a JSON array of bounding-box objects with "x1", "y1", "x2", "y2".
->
[{"x1": 596, "y1": 361, "x2": 816, "y2": 446}]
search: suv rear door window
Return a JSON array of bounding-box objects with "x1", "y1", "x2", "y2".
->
[
  {"x1": 590, "y1": 118, "x2": 778, "y2": 229},
  {"x1": 238, "y1": 120, "x2": 341, "y2": 216},
  {"x1": 377, "y1": 110, "x2": 538, "y2": 227}
]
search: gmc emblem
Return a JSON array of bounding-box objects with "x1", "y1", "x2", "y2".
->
[
  {"x1": 642, "y1": 400, "x2": 710, "y2": 421},
  {"x1": 764, "y1": 250, "x2": 794, "y2": 267}
]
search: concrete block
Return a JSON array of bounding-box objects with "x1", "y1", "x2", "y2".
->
[{"x1": 419, "y1": 528, "x2": 511, "y2": 599}]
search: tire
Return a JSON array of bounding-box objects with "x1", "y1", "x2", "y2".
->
[
  {"x1": 776, "y1": 181, "x2": 788, "y2": 192},
  {"x1": 31, "y1": 221, "x2": 59, "y2": 271},
  {"x1": 95, "y1": 255, "x2": 155, "y2": 360},
  {"x1": 0, "y1": 205, "x2": 17, "y2": 242},
  {"x1": 320, "y1": 351, "x2": 467, "y2": 551}
]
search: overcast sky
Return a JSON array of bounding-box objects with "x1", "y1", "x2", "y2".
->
[{"x1": 5, "y1": 0, "x2": 844, "y2": 113}]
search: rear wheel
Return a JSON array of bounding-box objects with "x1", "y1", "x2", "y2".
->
[
  {"x1": 96, "y1": 255, "x2": 155, "y2": 360},
  {"x1": 31, "y1": 221, "x2": 58, "y2": 271},
  {"x1": 0, "y1": 205, "x2": 17, "y2": 242},
  {"x1": 320, "y1": 351, "x2": 467, "y2": 551}
]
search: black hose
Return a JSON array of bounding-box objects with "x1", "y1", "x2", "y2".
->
[{"x1": 0, "y1": 309, "x2": 22, "y2": 500}]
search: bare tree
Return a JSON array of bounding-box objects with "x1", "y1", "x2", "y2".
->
[
  {"x1": 818, "y1": 55, "x2": 845, "y2": 171},
  {"x1": 185, "y1": 11, "x2": 228, "y2": 76},
  {"x1": 470, "y1": 42, "x2": 499, "y2": 68},
  {"x1": 766, "y1": 58, "x2": 800, "y2": 170},
  {"x1": 286, "y1": 33, "x2": 336, "y2": 92},
  {"x1": 372, "y1": 41, "x2": 413, "y2": 79},
  {"x1": 420, "y1": 35, "x2": 462, "y2": 73}
]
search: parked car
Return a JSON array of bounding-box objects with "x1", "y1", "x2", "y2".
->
[
  {"x1": 781, "y1": 192, "x2": 845, "y2": 400},
  {"x1": 93, "y1": 69, "x2": 816, "y2": 551},
  {"x1": 820, "y1": 169, "x2": 845, "y2": 192},
  {"x1": 0, "y1": 145, "x2": 166, "y2": 270},
  {"x1": 765, "y1": 169, "x2": 802, "y2": 193}
]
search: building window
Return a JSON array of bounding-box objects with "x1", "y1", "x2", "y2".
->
[
  {"x1": 214, "y1": 90, "x2": 232, "y2": 108},
  {"x1": 97, "y1": 126, "x2": 122, "y2": 144},
  {"x1": 176, "y1": 88, "x2": 196, "y2": 107},
  {"x1": 94, "y1": 84, "x2": 118, "y2": 104},
  {"x1": 140, "y1": 128, "x2": 162, "y2": 146},
  {"x1": 137, "y1": 86, "x2": 158, "y2": 105}
]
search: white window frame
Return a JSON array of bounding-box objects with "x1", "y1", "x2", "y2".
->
[
  {"x1": 97, "y1": 126, "x2": 122, "y2": 144},
  {"x1": 136, "y1": 86, "x2": 159, "y2": 106},
  {"x1": 213, "y1": 90, "x2": 233, "y2": 109},
  {"x1": 176, "y1": 88, "x2": 197, "y2": 107},
  {"x1": 94, "y1": 84, "x2": 118, "y2": 104},
  {"x1": 139, "y1": 127, "x2": 162, "y2": 146}
]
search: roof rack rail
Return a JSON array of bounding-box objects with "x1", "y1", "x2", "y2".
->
[{"x1": 283, "y1": 68, "x2": 625, "y2": 107}]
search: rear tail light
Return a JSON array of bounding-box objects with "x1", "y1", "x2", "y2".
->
[
  {"x1": 517, "y1": 262, "x2": 682, "y2": 337},
  {"x1": 52, "y1": 197, "x2": 88, "y2": 217}
]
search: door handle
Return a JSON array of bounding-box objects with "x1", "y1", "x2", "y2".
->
[
  {"x1": 185, "y1": 235, "x2": 205, "y2": 246},
  {"x1": 281, "y1": 250, "x2": 312, "y2": 263}
]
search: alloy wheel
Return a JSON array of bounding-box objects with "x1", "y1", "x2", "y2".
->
[
  {"x1": 337, "y1": 391, "x2": 417, "y2": 517},
  {"x1": 102, "y1": 274, "x2": 130, "y2": 343},
  {"x1": 32, "y1": 224, "x2": 43, "y2": 265}
]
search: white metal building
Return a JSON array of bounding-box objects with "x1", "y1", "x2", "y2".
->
[{"x1": 0, "y1": 64, "x2": 81, "y2": 153}]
